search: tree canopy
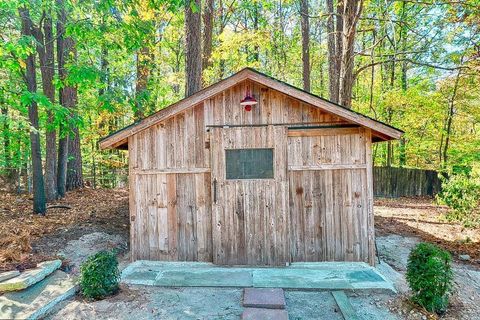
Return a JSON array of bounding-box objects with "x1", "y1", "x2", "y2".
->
[{"x1": 0, "y1": 0, "x2": 479, "y2": 212}]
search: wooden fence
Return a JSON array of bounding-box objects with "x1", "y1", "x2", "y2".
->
[{"x1": 373, "y1": 166, "x2": 441, "y2": 198}]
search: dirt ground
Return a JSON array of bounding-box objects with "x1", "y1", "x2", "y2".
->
[
  {"x1": 46, "y1": 286, "x2": 397, "y2": 320},
  {"x1": 375, "y1": 197, "x2": 480, "y2": 264},
  {"x1": 376, "y1": 234, "x2": 480, "y2": 320},
  {"x1": 1, "y1": 189, "x2": 479, "y2": 319},
  {"x1": 374, "y1": 198, "x2": 480, "y2": 320},
  {"x1": 0, "y1": 188, "x2": 129, "y2": 271}
]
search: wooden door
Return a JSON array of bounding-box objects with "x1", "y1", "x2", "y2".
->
[{"x1": 210, "y1": 126, "x2": 290, "y2": 266}]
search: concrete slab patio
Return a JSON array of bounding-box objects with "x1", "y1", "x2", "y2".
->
[{"x1": 121, "y1": 261, "x2": 395, "y2": 292}]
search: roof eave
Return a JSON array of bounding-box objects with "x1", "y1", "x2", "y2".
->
[{"x1": 99, "y1": 68, "x2": 403, "y2": 149}]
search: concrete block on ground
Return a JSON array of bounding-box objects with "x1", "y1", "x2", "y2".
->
[
  {"x1": 0, "y1": 270, "x2": 20, "y2": 282},
  {"x1": 243, "y1": 288, "x2": 285, "y2": 309},
  {"x1": 242, "y1": 308, "x2": 289, "y2": 320},
  {"x1": 122, "y1": 270, "x2": 159, "y2": 286},
  {"x1": 332, "y1": 290, "x2": 360, "y2": 320},
  {"x1": 252, "y1": 269, "x2": 353, "y2": 290},
  {"x1": 155, "y1": 269, "x2": 253, "y2": 287},
  {"x1": 0, "y1": 270, "x2": 78, "y2": 320},
  {"x1": 0, "y1": 260, "x2": 62, "y2": 292}
]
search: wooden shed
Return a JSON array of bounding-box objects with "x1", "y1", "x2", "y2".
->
[{"x1": 99, "y1": 68, "x2": 403, "y2": 266}]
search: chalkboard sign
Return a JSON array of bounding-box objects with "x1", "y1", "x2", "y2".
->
[{"x1": 225, "y1": 148, "x2": 274, "y2": 179}]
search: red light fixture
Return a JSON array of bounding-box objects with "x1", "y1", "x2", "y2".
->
[{"x1": 240, "y1": 86, "x2": 257, "y2": 111}]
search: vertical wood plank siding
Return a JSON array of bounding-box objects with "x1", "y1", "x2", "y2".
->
[
  {"x1": 128, "y1": 80, "x2": 375, "y2": 265},
  {"x1": 210, "y1": 126, "x2": 289, "y2": 265},
  {"x1": 287, "y1": 128, "x2": 372, "y2": 263}
]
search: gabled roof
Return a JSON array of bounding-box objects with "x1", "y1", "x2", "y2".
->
[{"x1": 99, "y1": 68, "x2": 403, "y2": 149}]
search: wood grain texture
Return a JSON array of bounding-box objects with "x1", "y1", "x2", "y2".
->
[
  {"x1": 129, "y1": 171, "x2": 212, "y2": 261},
  {"x1": 210, "y1": 126, "x2": 290, "y2": 266},
  {"x1": 99, "y1": 68, "x2": 402, "y2": 149},
  {"x1": 127, "y1": 81, "x2": 377, "y2": 265}
]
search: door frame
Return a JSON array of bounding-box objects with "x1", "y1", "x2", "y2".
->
[{"x1": 209, "y1": 125, "x2": 290, "y2": 266}]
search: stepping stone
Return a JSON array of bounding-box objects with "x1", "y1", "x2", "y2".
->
[
  {"x1": 242, "y1": 308, "x2": 288, "y2": 320},
  {"x1": 243, "y1": 288, "x2": 286, "y2": 309},
  {"x1": 0, "y1": 270, "x2": 78, "y2": 320},
  {"x1": 332, "y1": 290, "x2": 360, "y2": 320},
  {"x1": 0, "y1": 260, "x2": 61, "y2": 292},
  {"x1": 0, "y1": 270, "x2": 20, "y2": 282}
]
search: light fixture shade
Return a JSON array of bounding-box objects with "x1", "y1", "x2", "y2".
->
[{"x1": 240, "y1": 95, "x2": 258, "y2": 106}]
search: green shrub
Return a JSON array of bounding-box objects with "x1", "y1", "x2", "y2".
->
[
  {"x1": 80, "y1": 250, "x2": 120, "y2": 300},
  {"x1": 406, "y1": 243, "x2": 453, "y2": 314},
  {"x1": 437, "y1": 172, "x2": 480, "y2": 226}
]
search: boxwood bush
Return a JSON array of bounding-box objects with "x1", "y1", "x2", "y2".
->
[
  {"x1": 80, "y1": 250, "x2": 120, "y2": 300},
  {"x1": 406, "y1": 243, "x2": 453, "y2": 314}
]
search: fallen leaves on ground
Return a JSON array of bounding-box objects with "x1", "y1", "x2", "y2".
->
[
  {"x1": 0, "y1": 188, "x2": 129, "y2": 271},
  {"x1": 375, "y1": 197, "x2": 480, "y2": 265}
]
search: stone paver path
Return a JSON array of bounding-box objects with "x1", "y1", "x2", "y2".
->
[
  {"x1": 332, "y1": 290, "x2": 360, "y2": 320},
  {"x1": 243, "y1": 288, "x2": 286, "y2": 309},
  {"x1": 242, "y1": 288, "x2": 288, "y2": 319}
]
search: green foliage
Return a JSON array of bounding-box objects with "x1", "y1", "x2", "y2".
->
[
  {"x1": 406, "y1": 243, "x2": 453, "y2": 314},
  {"x1": 80, "y1": 251, "x2": 120, "y2": 300},
  {"x1": 0, "y1": 0, "x2": 479, "y2": 190},
  {"x1": 437, "y1": 171, "x2": 480, "y2": 226}
]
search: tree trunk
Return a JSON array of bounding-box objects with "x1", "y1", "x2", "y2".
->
[
  {"x1": 1, "y1": 107, "x2": 10, "y2": 169},
  {"x1": 1, "y1": 106, "x2": 16, "y2": 186},
  {"x1": 326, "y1": 0, "x2": 339, "y2": 102},
  {"x1": 217, "y1": 0, "x2": 226, "y2": 79},
  {"x1": 386, "y1": 108, "x2": 393, "y2": 167},
  {"x1": 172, "y1": 45, "x2": 181, "y2": 94},
  {"x1": 300, "y1": 0, "x2": 310, "y2": 92},
  {"x1": 202, "y1": 0, "x2": 214, "y2": 73},
  {"x1": 99, "y1": 46, "x2": 109, "y2": 97},
  {"x1": 252, "y1": 3, "x2": 260, "y2": 63},
  {"x1": 56, "y1": 0, "x2": 68, "y2": 197},
  {"x1": 185, "y1": 0, "x2": 202, "y2": 97},
  {"x1": 442, "y1": 70, "x2": 461, "y2": 167},
  {"x1": 135, "y1": 46, "x2": 150, "y2": 120},
  {"x1": 64, "y1": 37, "x2": 83, "y2": 191},
  {"x1": 67, "y1": 125, "x2": 83, "y2": 191},
  {"x1": 19, "y1": 8, "x2": 46, "y2": 214},
  {"x1": 56, "y1": 0, "x2": 82, "y2": 194},
  {"x1": 57, "y1": 133, "x2": 68, "y2": 197},
  {"x1": 326, "y1": 0, "x2": 363, "y2": 108},
  {"x1": 34, "y1": 14, "x2": 57, "y2": 201},
  {"x1": 398, "y1": 1, "x2": 408, "y2": 167},
  {"x1": 338, "y1": 0, "x2": 363, "y2": 108}
]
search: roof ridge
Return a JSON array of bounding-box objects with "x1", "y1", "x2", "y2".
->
[{"x1": 99, "y1": 68, "x2": 403, "y2": 149}]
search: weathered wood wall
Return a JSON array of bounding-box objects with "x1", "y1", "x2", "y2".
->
[
  {"x1": 210, "y1": 126, "x2": 290, "y2": 265},
  {"x1": 128, "y1": 103, "x2": 212, "y2": 261},
  {"x1": 287, "y1": 128, "x2": 373, "y2": 263},
  {"x1": 373, "y1": 166, "x2": 441, "y2": 198},
  {"x1": 128, "y1": 79, "x2": 375, "y2": 265},
  {"x1": 129, "y1": 172, "x2": 212, "y2": 261},
  {"x1": 204, "y1": 80, "x2": 346, "y2": 126}
]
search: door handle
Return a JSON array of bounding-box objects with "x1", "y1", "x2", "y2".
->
[{"x1": 213, "y1": 178, "x2": 217, "y2": 204}]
